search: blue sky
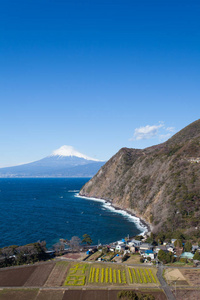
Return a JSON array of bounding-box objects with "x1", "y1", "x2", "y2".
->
[{"x1": 0, "y1": 0, "x2": 200, "y2": 167}]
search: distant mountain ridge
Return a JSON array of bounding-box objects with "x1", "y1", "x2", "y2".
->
[
  {"x1": 0, "y1": 146, "x2": 105, "y2": 177},
  {"x1": 80, "y1": 119, "x2": 200, "y2": 235}
]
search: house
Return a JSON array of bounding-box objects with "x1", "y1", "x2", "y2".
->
[
  {"x1": 129, "y1": 239, "x2": 142, "y2": 247},
  {"x1": 166, "y1": 245, "x2": 175, "y2": 253},
  {"x1": 142, "y1": 250, "x2": 154, "y2": 260},
  {"x1": 115, "y1": 244, "x2": 126, "y2": 252},
  {"x1": 180, "y1": 252, "x2": 194, "y2": 260},
  {"x1": 192, "y1": 245, "x2": 199, "y2": 254},
  {"x1": 129, "y1": 246, "x2": 136, "y2": 253},
  {"x1": 171, "y1": 239, "x2": 177, "y2": 245},
  {"x1": 139, "y1": 243, "x2": 153, "y2": 252},
  {"x1": 154, "y1": 245, "x2": 167, "y2": 254}
]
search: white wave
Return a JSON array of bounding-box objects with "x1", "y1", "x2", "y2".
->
[
  {"x1": 76, "y1": 194, "x2": 147, "y2": 235},
  {"x1": 68, "y1": 190, "x2": 80, "y2": 192}
]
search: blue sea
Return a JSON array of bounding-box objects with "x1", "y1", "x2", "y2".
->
[{"x1": 0, "y1": 178, "x2": 146, "y2": 249}]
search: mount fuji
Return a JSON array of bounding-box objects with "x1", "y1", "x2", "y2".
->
[{"x1": 0, "y1": 146, "x2": 106, "y2": 178}]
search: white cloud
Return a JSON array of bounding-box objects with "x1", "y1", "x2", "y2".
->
[
  {"x1": 166, "y1": 127, "x2": 175, "y2": 133},
  {"x1": 130, "y1": 123, "x2": 164, "y2": 141},
  {"x1": 159, "y1": 133, "x2": 172, "y2": 140}
]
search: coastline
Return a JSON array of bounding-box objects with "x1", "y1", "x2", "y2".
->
[{"x1": 76, "y1": 193, "x2": 151, "y2": 236}]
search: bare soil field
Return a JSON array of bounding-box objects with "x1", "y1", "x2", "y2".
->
[
  {"x1": 23, "y1": 262, "x2": 55, "y2": 287},
  {"x1": 0, "y1": 288, "x2": 39, "y2": 300},
  {"x1": 85, "y1": 251, "x2": 102, "y2": 262},
  {"x1": 44, "y1": 261, "x2": 69, "y2": 287},
  {"x1": 0, "y1": 266, "x2": 37, "y2": 287},
  {"x1": 173, "y1": 289, "x2": 200, "y2": 300},
  {"x1": 62, "y1": 252, "x2": 86, "y2": 260},
  {"x1": 36, "y1": 289, "x2": 64, "y2": 300},
  {"x1": 164, "y1": 268, "x2": 188, "y2": 286},
  {"x1": 180, "y1": 269, "x2": 200, "y2": 286},
  {"x1": 63, "y1": 289, "x2": 167, "y2": 300},
  {"x1": 124, "y1": 254, "x2": 142, "y2": 264}
]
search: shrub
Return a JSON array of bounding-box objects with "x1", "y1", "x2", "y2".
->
[
  {"x1": 113, "y1": 269, "x2": 117, "y2": 283},
  {"x1": 109, "y1": 268, "x2": 112, "y2": 283},
  {"x1": 101, "y1": 268, "x2": 104, "y2": 283},
  {"x1": 118, "y1": 270, "x2": 122, "y2": 283},
  {"x1": 128, "y1": 268, "x2": 133, "y2": 283},
  {"x1": 148, "y1": 269, "x2": 157, "y2": 283}
]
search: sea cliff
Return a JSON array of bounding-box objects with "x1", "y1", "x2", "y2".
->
[{"x1": 80, "y1": 119, "x2": 200, "y2": 235}]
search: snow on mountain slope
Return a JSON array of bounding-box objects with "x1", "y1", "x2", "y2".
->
[
  {"x1": 51, "y1": 145, "x2": 100, "y2": 161},
  {"x1": 0, "y1": 145, "x2": 105, "y2": 177}
]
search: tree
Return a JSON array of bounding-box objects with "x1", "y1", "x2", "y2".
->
[
  {"x1": 117, "y1": 290, "x2": 155, "y2": 300},
  {"x1": 158, "y1": 250, "x2": 173, "y2": 264},
  {"x1": 70, "y1": 236, "x2": 81, "y2": 252},
  {"x1": 184, "y1": 241, "x2": 192, "y2": 252},
  {"x1": 82, "y1": 234, "x2": 93, "y2": 246},
  {"x1": 193, "y1": 251, "x2": 200, "y2": 261},
  {"x1": 174, "y1": 239, "x2": 182, "y2": 248}
]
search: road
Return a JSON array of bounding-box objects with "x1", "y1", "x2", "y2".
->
[{"x1": 157, "y1": 264, "x2": 176, "y2": 300}]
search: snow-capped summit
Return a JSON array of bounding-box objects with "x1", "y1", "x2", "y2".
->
[
  {"x1": 51, "y1": 145, "x2": 100, "y2": 161},
  {"x1": 0, "y1": 145, "x2": 106, "y2": 177}
]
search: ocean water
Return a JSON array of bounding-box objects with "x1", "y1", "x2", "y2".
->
[{"x1": 0, "y1": 178, "x2": 146, "y2": 249}]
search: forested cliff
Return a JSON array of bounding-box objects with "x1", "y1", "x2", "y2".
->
[{"x1": 80, "y1": 119, "x2": 200, "y2": 235}]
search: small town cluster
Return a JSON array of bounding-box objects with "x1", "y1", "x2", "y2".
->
[{"x1": 85, "y1": 234, "x2": 200, "y2": 266}]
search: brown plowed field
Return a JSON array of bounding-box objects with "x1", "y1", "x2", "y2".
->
[
  {"x1": 63, "y1": 289, "x2": 167, "y2": 300},
  {"x1": 174, "y1": 289, "x2": 200, "y2": 300},
  {"x1": 36, "y1": 289, "x2": 64, "y2": 300},
  {"x1": 0, "y1": 266, "x2": 37, "y2": 286},
  {"x1": 44, "y1": 261, "x2": 69, "y2": 287},
  {"x1": 0, "y1": 289, "x2": 39, "y2": 300},
  {"x1": 181, "y1": 269, "x2": 200, "y2": 286},
  {"x1": 23, "y1": 262, "x2": 55, "y2": 287}
]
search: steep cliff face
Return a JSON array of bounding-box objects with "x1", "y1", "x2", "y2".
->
[{"x1": 80, "y1": 119, "x2": 200, "y2": 234}]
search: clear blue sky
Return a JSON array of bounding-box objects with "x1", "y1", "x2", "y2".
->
[{"x1": 0, "y1": 0, "x2": 200, "y2": 167}]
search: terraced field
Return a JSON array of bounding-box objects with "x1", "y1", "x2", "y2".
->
[
  {"x1": 128, "y1": 267, "x2": 158, "y2": 284},
  {"x1": 0, "y1": 289, "x2": 167, "y2": 300},
  {"x1": 0, "y1": 261, "x2": 158, "y2": 288},
  {"x1": 88, "y1": 265, "x2": 127, "y2": 285},
  {"x1": 45, "y1": 261, "x2": 69, "y2": 287},
  {"x1": 64, "y1": 263, "x2": 89, "y2": 286}
]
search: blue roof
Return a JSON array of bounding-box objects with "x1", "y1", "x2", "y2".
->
[
  {"x1": 145, "y1": 250, "x2": 154, "y2": 254},
  {"x1": 180, "y1": 252, "x2": 194, "y2": 259}
]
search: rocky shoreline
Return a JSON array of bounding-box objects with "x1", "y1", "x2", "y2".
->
[{"x1": 77, "y1": 193, "x2": 152, "y2": 236}]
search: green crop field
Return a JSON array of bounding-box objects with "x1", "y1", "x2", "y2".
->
[
  {"x1": 63, "y1": 262, "x2": 158, "y2": 287},
  {"x1": 128, "y1": 267, "x2": 158, "y2": 284},
  {"x1": 88, "y1": 265, "x2": 127, "y2": 285},
  {"x1": 64, "y1": 263, "x2": 89, "y2": 286}
]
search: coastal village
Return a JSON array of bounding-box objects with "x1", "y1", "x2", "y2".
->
[
  {"x1": 77, "y1": 233, "x2": 200, "y2": 266},
  {"x1": 1, "y1": 232, "x2": 200, "y2": 300}
]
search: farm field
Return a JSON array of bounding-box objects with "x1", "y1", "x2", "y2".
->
[
  {"x1": 44, "y1": 261, "x2": 69, "y2": 287},
  {"x1": 0, "y1": 289, "x2": 39, "y2": 300},
  {"x1": 0, "y1": 289, "x2": 167, "y2": 300},
  {"x1": 0, "y1": 261, "x2": 158, "y2": 288},
  {"x1": 164, "y1": 268, "x2": 189, "y2": 286},
  {"x1": 125, "y1": 254, "x2": 142, "y2": 264},
  {"x1": 128, "y1": 267, "x2": 158, "y2": 285},
  {"x1": 36, "y1": 289, "x2": 64, "y2": 300},
  {"x1": 62, "y1": 263, "x2": 158, "y2": 286},
  {"x1": 0, "y1": 266, "x2": 37, "y2": 287},
  {"x1": 180, "y1": 269, "x2": 200, "y2": 286},
  {"x1": 173, "y1": 289, "x2": 200, "y2": 300},
  {"x1": 24, "y1": 262, "x2": 55, "y2": 287},
  {"x1": 64, "y1": 263, "x2": 89, "y2": 286},
  {"x1": 62, "y1": 252, "x2": 87, "y2": 260},
  {"x1": 87, "y1": 264, "x2": 127, "y2": 285},
  {"x1": 85, "y1": 251, "x2": 102, "y2": 261}
]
